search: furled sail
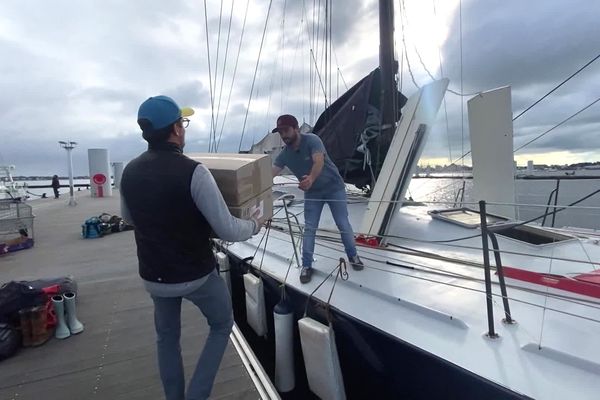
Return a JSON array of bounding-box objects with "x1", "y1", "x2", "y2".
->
[{"x1": 313, "y1": 68, "x2": 407, "y2": 190}]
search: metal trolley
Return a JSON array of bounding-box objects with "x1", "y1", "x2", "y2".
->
[{"x1": 0, "y1": 199, "x2": 35, "y2": 249}]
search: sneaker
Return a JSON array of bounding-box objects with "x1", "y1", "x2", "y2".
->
[
  {"x1": 349, "y1": 255, "x2": 364, "y2": 271},
  {"x1": 300, "y1": 267, "x2": 313, "y2": 283}
]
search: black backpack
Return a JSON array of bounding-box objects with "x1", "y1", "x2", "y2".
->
[{"x1": 0, "y1": 281, "x2": 45, "y2": 324}]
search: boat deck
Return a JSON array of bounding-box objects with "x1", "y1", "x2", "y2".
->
[{"x1": 0, "y1": 192, "x2": 263, "y2": 399}]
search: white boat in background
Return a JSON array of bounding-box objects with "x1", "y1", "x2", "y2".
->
[{"x1": 0, "y1": 165, "x2": 28, "y2": 200}]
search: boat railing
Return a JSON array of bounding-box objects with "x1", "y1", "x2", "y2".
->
[
  {"x1": 452, "y1": 179, "x2": 466, "y2": 208},
  {"x1": 537, "y1": 178, "x2": 600, "y2": 228},
  {"x1": 265, "y1": 196, "x2": 600, "y2": 349},
  {"x1": 478, "y1": 200, "x2": 514, "y2": 338},
  {"x1": 277, "y1": 193, "x2": 302, "y2": 268}
]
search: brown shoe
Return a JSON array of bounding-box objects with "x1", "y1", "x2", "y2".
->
[
  {"x1": 30, "y1": 305, "x2": 51, "y2": 346},
  {"x1": 19, "y1": 309, "x2": 33, "y2": 347}
]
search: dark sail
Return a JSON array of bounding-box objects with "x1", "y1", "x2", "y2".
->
[{"x1": 313, "y1": 68, "x2": 407, "y2": 190}]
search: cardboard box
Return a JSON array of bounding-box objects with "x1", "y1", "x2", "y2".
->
[
  {"x1": 189, "y1": 153, "x2": 272, "y2": 206},
  {"x1": 228, "y1": 188, "x2": 273, "y2": 225}
]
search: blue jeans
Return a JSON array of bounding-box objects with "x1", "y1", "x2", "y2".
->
[
  {"x1": 303, "y1": 188, "x2": 357, "y2": 267},
  {"x1": 151, "y1": 270, "x2": 234, "y2": 400}
]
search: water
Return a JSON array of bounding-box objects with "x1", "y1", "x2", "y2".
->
[
  {"x1": 408, "y1": 177, "x2": 600, "y2": 230},
  {"x1": 17, "y1": 176, "x2": 600, "y2": 230}
]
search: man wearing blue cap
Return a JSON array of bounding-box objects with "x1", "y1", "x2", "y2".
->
[
  {"x1": 271, "y1": 114, "x2": 363, "y2": 284},
  {"x1": 121, "y1": 96, "x2": 261, "y2": 400}
]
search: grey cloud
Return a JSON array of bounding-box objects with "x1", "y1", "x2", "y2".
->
[{"x1": 1, "y1": 0, "x2": 599, "y2": 176}]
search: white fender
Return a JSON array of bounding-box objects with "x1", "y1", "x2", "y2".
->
[
  {"x1": 215, "y1": 251, "x2": 231, "y2": 294},
  {"x1": 274, "y1": 300, "x2": 295, "y2": 392},
  {"x1": 243, "y1": 273, "x2": 267, "y2": 337},
  {"x1": 298, "y1": 317, "x2": 346, "y2": 400}
]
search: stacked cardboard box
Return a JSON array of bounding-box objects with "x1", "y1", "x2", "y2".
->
[{"x1": 189, "y1": 153, "x2": 273, "y2": 224}]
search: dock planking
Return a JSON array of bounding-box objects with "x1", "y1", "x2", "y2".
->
[{"x1": 0, "y1": 191, "x2": 259, "y2": 399}]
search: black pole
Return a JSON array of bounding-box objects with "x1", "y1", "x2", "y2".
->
[
  {"x1": 487, "y1": 232, "x2": 514, "y2": 324},
  {"x1": 479, "y1": 201, "x2": 498, "y2": 338},
  {"x1": 378, "y1": 0, "x2": 397, "y2": 153},
  {"x1": 551, "y1": 179, "x2": 560, "y2": 227}
]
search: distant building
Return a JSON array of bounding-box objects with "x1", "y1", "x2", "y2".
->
[{"x1": 527, "y1": 160, "x2": 534, "y2": 174}]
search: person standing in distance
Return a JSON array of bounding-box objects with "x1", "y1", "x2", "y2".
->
[
  {"x1": 271, "y1": 114, "x2": 363, "y2": 283},
  {"x1": 121, "y1": 95, "x2": 261, "y2": 400},
  {"x1": 51, "y1": 175, "x2": 60, "y2": 199}
]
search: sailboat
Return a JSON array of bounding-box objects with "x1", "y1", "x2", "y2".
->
[
  {"x1": 0, "y1": 165, "x2": 28, "y2": 201},
  {"x1": 213, "y1": 1, "x2": 600, "y2": 399}
]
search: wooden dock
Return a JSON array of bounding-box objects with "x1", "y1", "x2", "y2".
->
[{"x1": 0, "y1": 192, "x2": 265, "y2": 399}]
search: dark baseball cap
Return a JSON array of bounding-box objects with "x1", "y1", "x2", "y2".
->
[{"x1": 271, "y1": 114, "x2": 299, "y2": 133}]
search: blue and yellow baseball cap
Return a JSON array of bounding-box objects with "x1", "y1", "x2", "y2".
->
[{"x1": 137, "y1": 95, "x2": 194, "y2": 133}]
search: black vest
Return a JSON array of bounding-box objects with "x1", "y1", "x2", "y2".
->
[{"x1": 121, "y1": 142, "x2": 215, "y2": 283}]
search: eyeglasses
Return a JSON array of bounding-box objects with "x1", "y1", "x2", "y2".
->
[{"x1": 180, "y1": 118, "x2": 190, "y2": 128}]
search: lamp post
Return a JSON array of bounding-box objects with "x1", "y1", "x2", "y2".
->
[{"x1": 58, "y1": 140, "x2": 78, "y2": 206}]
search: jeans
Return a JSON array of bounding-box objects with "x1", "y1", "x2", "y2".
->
[
  {"x1": 151, "y1": 270, "x2": 234, "y2": 400},
  {"x1": 303, "y1": 188, "x2": 357, "y2": 267}
]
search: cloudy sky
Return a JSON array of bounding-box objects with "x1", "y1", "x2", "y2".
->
[{"x1": 1, "y1": 0, "x2": 599, "y2": 176}]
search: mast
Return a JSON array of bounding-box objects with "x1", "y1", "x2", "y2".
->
[
  {"x1": 378, "y1": 0, "x2": 398, "y2": 151},
  {"x1": 359, "y1": 1, "x2": 449, "y2": 243}
]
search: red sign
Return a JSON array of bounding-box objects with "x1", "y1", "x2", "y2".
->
[{"x1": 92, "y1": 173, "x2": 106, "y2": 185}]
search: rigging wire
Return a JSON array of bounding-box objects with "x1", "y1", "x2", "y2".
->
[
  {"x1": 332, "y1": 50, "x2": 348, "y2": 91},
  {"x1": 285, "y1": 12, "x2": 307, "y2": 106},
  {"x1": 202, "y1": 0, "x2": 217, "y2": 152},
  {"x1": 444, "y1": 57, "x2": 600, "y2": 166},
  {"x1": 260, "y1": 233, "x2": 600, "y2": 324},
  {"x1": 329, "y1": 0, "x2": 333, "y2": 108},
  {"x1": 214, "y1": 0, "x2": 236, "y2": 147},
  {"x1": 513, "y1": 96, "x2": 600, "y2": 153},
  {"x1": 513, "y1": 53, "x2": 600, "y2": 121},
  {"x1": 458, "y1": 0, "x2": 465, "y2": 175},
  {"x1": 211, "y1": 0, "x2": 224, "y2": 151},
  {"x1": 400, "y1": 0, "x2": 478, "y2": 97},
  {"x1": 315, "y1": 236, "x2": 600, "y2": 311},
  {"x1": 216, "y1": 0, "x2": 250, "y2": 151},
  {"x1": 398, "y1": 0, "x2": 420, "y2": 90},
  {"x1": 447, "y1": 55, "x2": 600, "y2": 164},
  {"x1": 238, "y1": 0, "x2": 274, "y2": 152},
  {"x1": 268, "y1": 201, "x2": 600, "y2": 266},
  {"x1": 432, "y1": 0, "x2": 454, "y2": 175},
  {"x1": 263, "y1": 2, "x2": 286, "y2": 137},
  {"x1": 538, "y1": 244, "x2": 556, "y2": 348}
]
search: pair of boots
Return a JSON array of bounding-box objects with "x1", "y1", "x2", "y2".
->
[
  {"x1": 52, "y1": 292, "x2": 84, "y2": 339},
  {"x1": 19, "y1": 306, "x2": 52, "y2": 347}
]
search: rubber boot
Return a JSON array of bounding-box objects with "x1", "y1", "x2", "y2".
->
[
  {"x1": 63, "y1": 292, "x2": 84, "y2": 334},
  {"x1": 52, "y1": 295, "x2": 70, "y2": 339},
  {"x1": 30, "y1": 305, "x2": 51, "y2": 346},
  {"x1": 19, "y1": 308, "x2": 33, "y2": 347}
]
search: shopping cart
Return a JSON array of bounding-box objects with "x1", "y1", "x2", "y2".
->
[{"x1": 0, "y1": 199, "x2": 35, "y2": 254}]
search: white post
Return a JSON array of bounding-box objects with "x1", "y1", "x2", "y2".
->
[
  {"x1": 88, "y1": 149, "x2": 112, "y2": 197},
  {"x1": 59, "y1": 141, "x2": 78, "y2": 206},
  {"x1": 112, "y1": 162, "x2": 124, "y2": 190}
]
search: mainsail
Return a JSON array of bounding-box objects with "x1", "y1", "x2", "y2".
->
[{"x1": 313, "y1": 68, "x2": 407, "y2": 190}]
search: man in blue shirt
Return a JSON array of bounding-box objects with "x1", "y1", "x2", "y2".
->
[{"x1": 271, "y1": 114, "x2": 363, "y2": 283}]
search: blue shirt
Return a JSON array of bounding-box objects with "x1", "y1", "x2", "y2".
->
[{"x1": 274, "y1": 133, "x2": 345, "y2": 194}]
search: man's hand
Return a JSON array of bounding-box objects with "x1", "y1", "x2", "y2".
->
[
  {"x1": 250, "y1": 209, "x2": 264, "y2": 234},
  {"x1": 298, "y1": 175, "x2": 314, "y2": 191}
]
